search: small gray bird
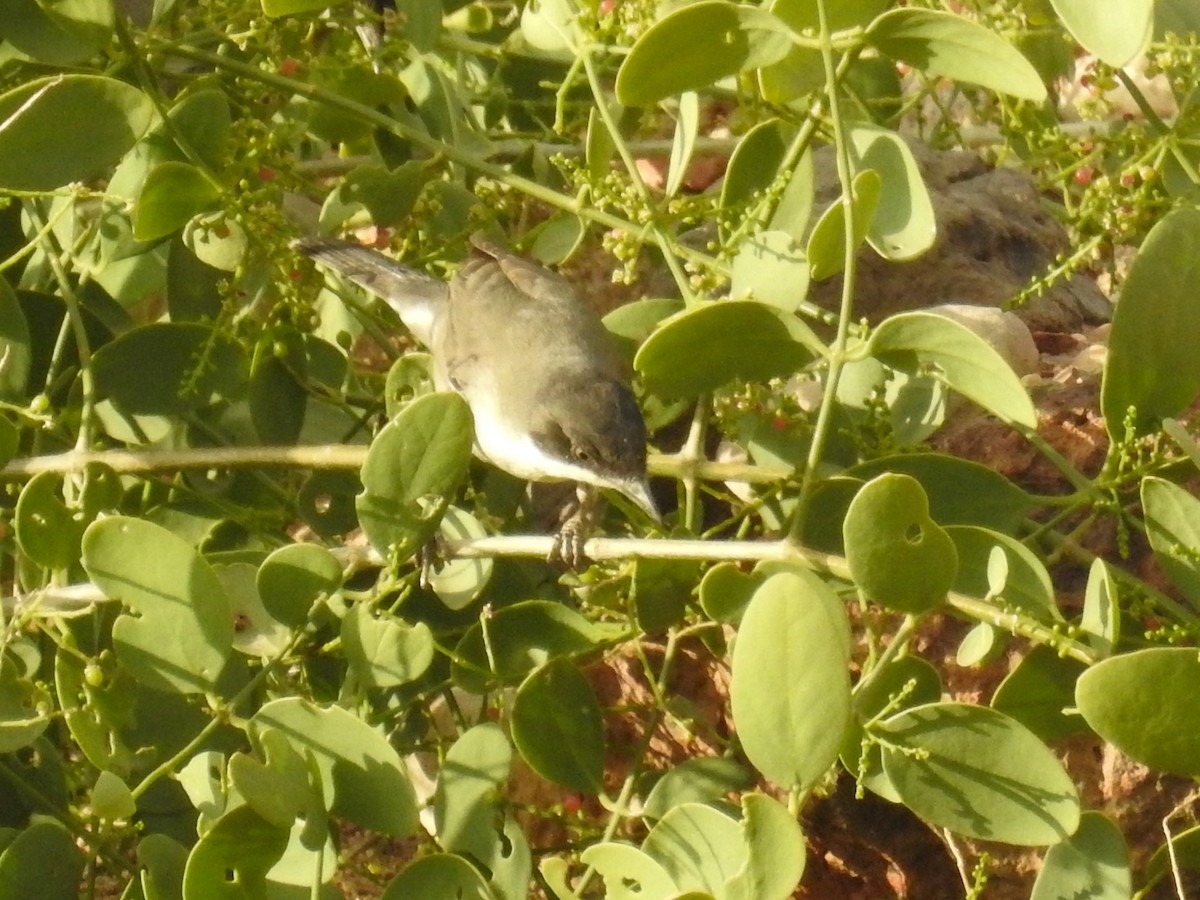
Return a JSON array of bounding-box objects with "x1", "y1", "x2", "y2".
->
[{"x1": 294, "y1": 233, "x2": 660, "y2": 560}]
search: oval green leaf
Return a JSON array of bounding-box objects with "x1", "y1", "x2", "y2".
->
[
  {"x1": 643, "y1": 803, "x2": 746, "y2": 894},
  {"x1": 452, "y1": 599, "x2": 603, "y2": 693},
  {"x1": 730, "y1": 570, "x2": 852, "y2": 790},
  {"x1": 636, "y1": 300, "x2": 820, "y2": 399},
  {"x1": 866, "y1": 8, "x2": 1047, "y2": 102},
  {"x1": 91, "y1": 322, "x2": 247, "y2": 416},
  {"x1": 727, "y1": 792, "x2": 807, "y2": 900},
  {"x1": 843, "y1": 473, "x2": 957, "y2": 614},
  {"x1": 1050, "y1": 0, "x2": 1152, "y2": 67},
  {"x1": 806, "y1": 168, "x2": 881, "y2": 281},
  {"x1": 356, "y1": 391, "x2": 474, "y2": 559},
  {"x1": 511, "y1": 658, "x2": 605, "y2": 793},
  {"x1": 879, "y1": 702, "x2": 1080, "y2": 844},
  {"x1": 342, "y1": 603, "x2": 434, "y2": 689},
  {"x1": 1076, "y1": 648, "x2": 1200, "y2": 776},
  {"x1": 1141, "y1": 476, "x2": 1200, "y2": 609},
  {"x1": 1101, "y1": 208, "x2": 1200, "y2": 436},
  {"x1": 946, "y1": 525, "x2": 1060, "y2": 622},
  {"x1": 991, "y1": 645, "x2": 1087, "y2": 743},
  {"x1": 847, "y1": 123, "x2": 936, "y2": 261},
  {"x1": 81, "y1": 516, "x2": 233, "y2": 694},
  {"x1": 867, "y1": 311, "x2": 1037, "y2": 427},
  {"x1": 250, "y1": 697, "x2": 418, "y2": 835},
  {"x1": 133, "y1": 162, "x2": 221, "y2": 242},
  {"x1": 616, "y1": 1, "x2": 793, "y2": 106},
  {"x1": 0, "y1": 75, "x2": 156, "y2": 190},
  {"x1": 1029, "y1": 811, "x2": 1131, "y2": 900}
]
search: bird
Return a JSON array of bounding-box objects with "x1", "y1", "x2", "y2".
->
[{"x1": 293, "y1": 232, "x2": 660, "y2": 564}]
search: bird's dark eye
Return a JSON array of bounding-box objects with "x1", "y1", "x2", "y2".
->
[{"x1": 572, "y1": 446, "x2": 591, "y2": 462}]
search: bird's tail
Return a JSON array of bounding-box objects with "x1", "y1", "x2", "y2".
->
[{"x1": 292, "y1": 238, "x2": 444, "y2": 344}]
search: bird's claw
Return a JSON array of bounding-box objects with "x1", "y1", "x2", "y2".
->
[
  {"x1": 416, "y1": 534, "x2": 447, "y2": 589},
  {"x1": 548, "y1": 519, "x2": 590, "y2": 571}
]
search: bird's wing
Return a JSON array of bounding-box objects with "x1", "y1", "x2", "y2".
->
[{"x1": 293, "y1": 238, "x2": 446, "y2": 345}]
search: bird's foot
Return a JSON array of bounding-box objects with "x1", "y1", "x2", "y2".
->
[
  {"x1": 416, "y1": 534, "x2": 447, "y2": 589},
  {"x1": 546, "y1": 486, "x2": 600, "y2": 571}
]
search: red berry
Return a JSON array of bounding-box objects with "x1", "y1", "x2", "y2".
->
[
  {"x1": 279, "y1": 57, "x2": 299, "y2": 75},
  {"x1": 1074, "y1": 167, "x2": 1094, "y2": 186}
]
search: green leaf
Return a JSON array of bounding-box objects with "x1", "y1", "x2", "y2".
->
[
  {"x1": 866, "y1": 8, "x2": 1047, "y2": 102},
  {"x1": 381, "y1": 854, "x2": 494, "y2": 900},
  {"x1": 642, "y1": 757, "x2": 754, "y2": 820},
  {"x1": 81, "y1": 517, "x2": 233, "y2": 694},
  {"x1": 342, "y1": 603, "x2": 434, "y2": 688},
  {"x1": 956, "y1": 621, "x2": 1006, "y2": 668},
  {"x1": 511, "y1": 658, "x2": 605, "y2": 793},
  {"x1": 0, "y1": 0, "x2": 112, "y2": 66},
  {"x1": 426, "y1": 505, "x2": 495, "y2": 611},
  {"x1": 720, "y1": 118, "x2": 795, "y2": 237},
  {"x1": 166, "y1": 89, "x2": 231, "y2": 169},
  {"x1": 183, "y1": 211, "x2": 247, "y2": 272},
  {"x1": 1030, "y1": 811, "x2": 1131, "y2": 900},
  {"x1": 1144, "y1": 823, "x2": 1200, "y2": 891},
  {"x1": 698, "y1": 562, "x2": 765, "y2": 625},
  {"x1": 356, "y1": 391, "x2": 474, "y2": 560},
  {"x1": 181, "y1": 805, "x2": 289, "y2": 896},
  {"x1": 257, "y1": 542, "x2": 342, "y2": 628},
  {"x1": 665, "y1": 91, "x2": 699, "y2": 198},
  {"x1": 133, "y1": 162, "x2": 221, "y2": 242},
  {"x1": 166, "y1": 236, "x2": 225, "y2": 322},
  {"x1": 867, "y1": 311, "x2": 1037, "y2": 427},
  {"x1": 531, "y1": 212, "x2": 586, "y2": 266},
  {"x1": 0, "y1": 819, "x2": 84, "y2": 900},
  {"x1": 846, "y1": 123, "x2": 936, "y2": 261},
  {"x1": 727, "y1": 792, "x2": 807, "y2": 900},
  {"x1": 261, "y1": 0, "x2": 334, "y2": 16},
  {"x1": 1101, "y1": 207, "x2": 1200, "y2": 435},
  {"x1": 14, "y1": 473, "x2": 85, "y2": 571},
  {"x1": 1080, "y1": 558, "x2": 1120, "y2": 658},
  {"x1": 636, "y1": 300, "x2": 820, "y2": 399},
  {"x1": 843, "y1": 473, "x2": 957, "y2": 614},
  {"x1": 991, "y1": 646, "x2": 1087, "y2": 743},
  {"x1": 228, "y1": 728, "x2": 323, "y2": 831},
  {"x1": 632, "y1": 558, "x2": 699, "y2": 633},
  {"x1": 1050, "y1": 0, "x2": 1152, "y2": 67},
  {"x1": 136, "y1": 834, "x2": 188, "y2": 900},
  {"x1": 91, "y1": 770, "x2": 136, "y2": 820},
  {"x1": 847, "y1": 453, "x2": 1032, "y2": 535},
  {"x1": 758, "y1": 0, "x2": 888, "y2": 102},
  {"x1": 452, "y1": 600, "x2": 604, "y2": 693},
  {"x1": 1141, "y1": 476, "x2": 1200, "y2": 609},
  {"x1": 520, "y1": 0, "x2": 582, "y2": 54},
  {"x1": 806, "y1": 168, "x2": 881, "y2": 280},
  {"x1": 1077, "y1": 648, "x2": 1200, "y2": 776},
  {"x1": 730, "y1": 230, "x2": 810, "y2": 312},
  {"x1": 0, "y1": 76, "x2": 156, "y2": 190},
  {"x1": 433, "y1": 723, "x2": 512, "y2": 855},
  {"x1": 0, "y1": 278, "x2": 30, "y2": 401},
  {"x1": 879, "y1": 703, "x2": 1080, "y2": 844},
  {"x1": 251, "y1": 698, "x2": 418, "y2": 835},
  {"x1": 579, "y1": 843, "x2": 678, "y2": 899},
  {"x1": 643, "y1": 803, "x2": 746, "y2": 894},
  {"x1": 339, "y1": 162, "x2": 425, "y2": 229},
  {"x1": 0, "y1": 661, "x2": 51, "y2": 752},
  {"x1": 946, "y1": 525, "x2": 1059, "y2": 622},
  {"x1": 615, "y1": 1, "x2": 793, "y2": 106},
  {"x1": 730, "y1": 569, "x2": 852, "y2": 790},
  {"x1": 91, "y1": 322, "x2": 247, "y2": 416}
]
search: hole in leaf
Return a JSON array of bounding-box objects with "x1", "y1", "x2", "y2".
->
[
  {"x1": 905, "y1": 522, "x2": 922, "y2": 543},
  {"x1": 224, "y1": 867, "x2": 237, "y2": 883}
]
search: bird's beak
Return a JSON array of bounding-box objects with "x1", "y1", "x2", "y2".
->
[{"x1": 616, "y1": 478, "x2": 662, "y2": 524}]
